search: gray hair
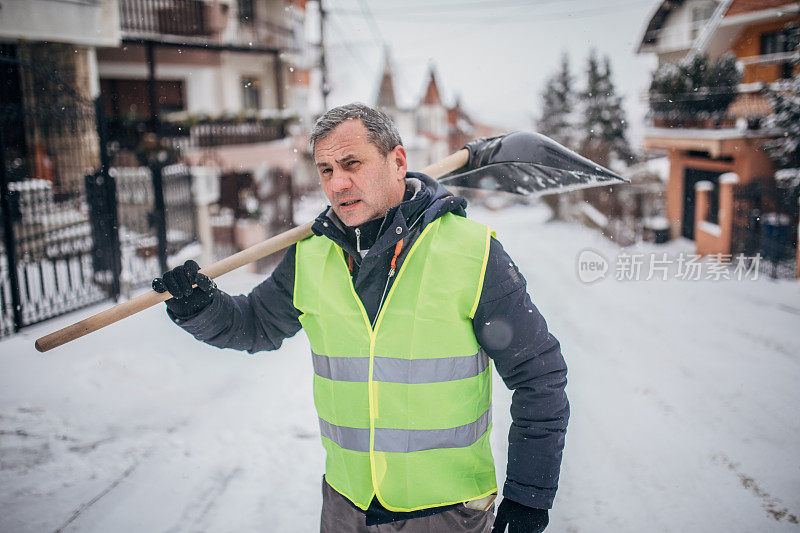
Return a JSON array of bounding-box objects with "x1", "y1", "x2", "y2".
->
[{"x1": 310, "y1": 103, "x2": 403, "y2": 157}]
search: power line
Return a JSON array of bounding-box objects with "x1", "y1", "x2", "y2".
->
[
  {"x1": 334, "y1": 0, "x2": 591, "y2": 14},
  {"x1": 369, "y1": 0, "x2": 580, "y2": 8},
  {"x1": 356, "y1": 0, "x2": 386, "y2": 48},
  {"x1": 319, "y1": 0, "x2": 330, "y2": 109},
  {"x1": 328, "y1": 0, "x2": 653, "y2": 22},
  {"x1": 324, "y1": 13, "x2": 376, "y2": 77}
]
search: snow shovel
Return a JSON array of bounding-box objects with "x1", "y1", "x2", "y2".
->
[{"x1": 34, "y1": 132, "x2": 627, "y2": 352}]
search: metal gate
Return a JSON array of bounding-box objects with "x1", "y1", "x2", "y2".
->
[
  {"x1": 1, "y1": 44, "x2": 198, "y2": 338},
  {"x1": 731, "y1": 178, "x2": 798, "y2": 279},
  {"x1": 1, "y1": 44, "x2": 108, "y2": 336},
  {"x1": 110, "y1": 160, "x2": 198, "y2": 290}
]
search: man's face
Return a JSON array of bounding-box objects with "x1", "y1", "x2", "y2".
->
[{"x1": 314, "y1": 119, "x2": 407, "y2": 227}]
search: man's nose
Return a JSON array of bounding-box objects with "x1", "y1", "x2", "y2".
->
[{"x1": 328, "y1": 170, "x2": 352, "y2": 192}]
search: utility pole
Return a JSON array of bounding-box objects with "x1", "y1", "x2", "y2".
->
[
  {"x1": 145, "y1": 42, "x2": 159, "y2": 133},
  {"x1": 319, "y1": 0, "x2": 330, "y2": 110}
]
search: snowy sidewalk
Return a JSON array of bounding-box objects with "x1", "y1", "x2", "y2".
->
[{"x1": 2, "y1": 202, "x2": 799, "y2": 532}]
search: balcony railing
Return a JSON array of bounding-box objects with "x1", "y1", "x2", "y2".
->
[
  {"x1": 647, "y1": 91, "x2": 773, "y2": 131},
  {"x1": 738, "y1": 51, "x2": 800, "y2": 66},
  {"x1": 106, "y1": 114, "x2": 292, "y2": 151},
  {"x1": 120, "y1": 0, "x2": 209, "y2": 37},
  {"x1": 648, "y1": 115, "x2": 738, "y2": 130},
  {"x1": 179, "y1": 117, "x2": 289, "y2": 149},
  {"x1": 118, "y1": 0, "x2": 298, "y2": 51}
]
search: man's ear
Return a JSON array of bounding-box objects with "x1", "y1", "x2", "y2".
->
[{"x1": 391, "y1": 145, "x2": 408, "y2": 178}]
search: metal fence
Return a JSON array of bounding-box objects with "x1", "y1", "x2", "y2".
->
[
  {"x1": 97, "y1": 161, "x2": 197, "y2": 291},
  {"x1": 731, "y1": 179, "x2": 798, "y2": 279},
  {"x1": 1, "y1": 45, "x2": 198, "y2": 338}
]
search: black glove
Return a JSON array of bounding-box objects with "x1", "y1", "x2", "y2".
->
[
  {"x1": 464, "y1": 135, "x2": 505, "y2": 170},
  {"x1": 491, "y1": 498, "x2": 549, "y2": 533},
  {"x1": 152, "y1": 259, "x2": 217, "y2": 318}
]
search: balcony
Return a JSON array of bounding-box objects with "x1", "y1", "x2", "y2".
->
[
  {"x1": 649, "y1": 114, "x2": 738, "y2": 130},
  {"x1": 106, "y1": 111, "x2": 294, "y2": 152},
  {"x1": 118, "y1": 0, "x2": 297, "y2": 52},
  {"x1": 738, "y1": 51, "x2": 800, "y2": 85},
  {"x1": 119, "y1": 0, "x2": 210, "y2": 38},
  {"x1": 646, "y1": 87, "x2": 774, "y2": 131},
  {"x1": 173, "y1": 115, "x2": 290, "y2": 149}
]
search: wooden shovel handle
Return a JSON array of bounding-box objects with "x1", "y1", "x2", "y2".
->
[
  {"x1": 34, "y1": 222, "x2": 314, "y2": 352},
  {"x1": 34, "y1": 149, "x2": 469, "y2": 353}
]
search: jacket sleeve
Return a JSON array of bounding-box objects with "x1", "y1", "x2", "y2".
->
[
  {"x1": 170, "y1": 244, "x2": 302, "y2": 353},
  {"x1": 473, "y1": 237, "x2": 569, "y2": 510}
]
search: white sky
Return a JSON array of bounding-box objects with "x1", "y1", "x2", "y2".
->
[{"x1": 308, "y1": 0, "x2": 661, "y2": 149}]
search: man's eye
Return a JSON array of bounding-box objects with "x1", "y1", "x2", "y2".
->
[
  {"x1": 346, "y1": 161, "x2": 360, "y2": 168},
  {"x1": 320, "y1": 168, "x2": 332, "y2": 175}
]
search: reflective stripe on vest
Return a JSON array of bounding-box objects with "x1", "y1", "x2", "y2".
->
[
  {"x1": 311, "y1": 349, "x2": 491, "y2": 383},
  {"x1": 318, "y1": 407, "x2": 492, "y2": 453},
  {"x1": 294, "y1": 212, "x2": 497, "y2": 512}
]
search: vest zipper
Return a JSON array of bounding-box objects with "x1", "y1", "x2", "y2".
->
[
  {"x1": 371, "y1": 268, "x2": 394, "y2": 330},
  {"x1": 370, "y1": 238, "x2": 404, "y2": 330}
]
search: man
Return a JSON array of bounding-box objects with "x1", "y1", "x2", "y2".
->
[{"x1": 153, "y1": 103, "x2": 569, "y2": 533}]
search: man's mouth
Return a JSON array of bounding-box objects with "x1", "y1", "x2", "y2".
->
[{"x1": 340, "y1": 199, "x2": 361, "y2": 208}]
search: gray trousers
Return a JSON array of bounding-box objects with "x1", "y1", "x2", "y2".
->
[{"x1": 320, "y1": 478, "x2": 495, "y2": 533}]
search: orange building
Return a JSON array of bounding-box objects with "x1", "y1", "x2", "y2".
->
[{"x1": 638, "y1": 0, "x2": 799, "y2": 277}]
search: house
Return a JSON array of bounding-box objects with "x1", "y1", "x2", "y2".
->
[
  {"x1": 0, "y1": 0, "x2": 120, "y2": 198},
  {"x1": 96, "y1": 0, "x2": 312, "y2": 173},
  {"x1": 374, "y1": 51, "x2": 502, "y2": 172},
  {"x1": 0, "y1": 0, "x2": 316, "y2": 338},
  {"x1": 637, "y1": 0, "x2": 799, "y2": 277},
  {"x1": 94, "y1": 0, "x2": 317, "y2": 269},
  {"x1": 0, "y1": 0, "x2": 123, "y2": 335}
]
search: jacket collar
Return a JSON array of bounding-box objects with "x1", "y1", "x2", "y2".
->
[{"x1": 311, "y1": 171, "x2": 468, "y2": 259}]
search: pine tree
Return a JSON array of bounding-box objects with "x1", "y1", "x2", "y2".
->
[
  {"x1": 764, "y1": 72, "x2": 800, "y2": 213},
  {"x1": 764, "y1": 23, "x2": 800, "y2": 170},
  {"x1": 537, "y1": 52, "x2": 576, "y2": 149},
  {"x1": 536, "y1": 53, "x2": 577, "y2": 220},
  {"x1": 579, "y1": 50, "x2": 635, "y2": 167},
  {"x1": 762, "y1": 23, "x2": 800, "y2": 216},
  {"x1": 764, "y1": 76, "x2": 800, "y2": 169}
]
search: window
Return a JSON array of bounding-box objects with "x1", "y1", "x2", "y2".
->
[
  {"x1": 760, "y1": 31, "x2": 791, "y2": 56},
  {"x1": 238, "y1": 0, "x2": 254, "y2": 23},
  {"x1": 241, "y1": 76, "x2": 261, "y2": 110},
  {"x1": 760, "y1": 27, "x2": 798, "y2": 56},
  {"x1": 760, "y1": 28, "x2": 798, "y2": 79}
]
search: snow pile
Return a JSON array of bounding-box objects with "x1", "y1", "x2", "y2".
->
[{"x1": 1, "y1": 201, "x2": 799, "y2": 532}]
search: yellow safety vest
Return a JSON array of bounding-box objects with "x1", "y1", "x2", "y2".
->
[{"x1": 294, "y1": 212, "x2": 496, "y2": 512}]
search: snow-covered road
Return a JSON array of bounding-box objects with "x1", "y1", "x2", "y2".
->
[{"x1": 2, "y1": 201, "x2": 799, "y2": 532}]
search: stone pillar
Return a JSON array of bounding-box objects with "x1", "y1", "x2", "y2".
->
[
  {"x1": 190, "y1": 166, "x2": 221, "y2": 267},
  {"x1": 695, "y1": 181, "x2": 712, "y2": 225},
  {"x1": 718, "y1": 172, "x2": 739, "y2": 259},
  {"x1": 667, "y1": 149, "x2": 684, "y2": 239},
  {"x1": 234, "y1": 220, "x2": 268, "y2": 273}
]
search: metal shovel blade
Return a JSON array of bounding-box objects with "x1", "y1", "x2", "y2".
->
[
  {"x1": 439, "y1": 161, "x2": 628, "y2": 197},
  {"x1": 438, "y1": 131, "x2": 630, "y2": 197}
]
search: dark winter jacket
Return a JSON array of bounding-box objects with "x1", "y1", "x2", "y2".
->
[{"x1": 172, "y1": 171, "x2": 569, "y2": 519}]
